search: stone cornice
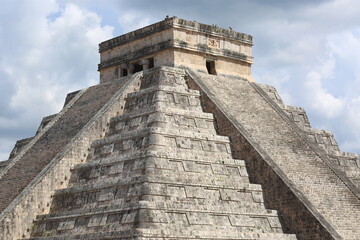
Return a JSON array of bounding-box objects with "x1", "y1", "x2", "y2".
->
[
  {"x1": 99, "y1": 17, "x2": 253, "y2": 53},
  {"x1": 98, "y1": 40, "x2": 173, "y2": 71}
]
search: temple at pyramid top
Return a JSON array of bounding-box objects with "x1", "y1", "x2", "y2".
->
[{"x1": 98, "y1": 16, "x2": 254, "y2": 83}]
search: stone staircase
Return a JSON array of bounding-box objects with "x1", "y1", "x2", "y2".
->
[
  {"x1": 258, "y1": 83, "x2": 360, "y2": 188},
  {"x1": 189, "y1": 71, "x2": 360, "y2": 239},
  {"x1": 25, "y1": 67, "x2": 296, "y2": 239}
]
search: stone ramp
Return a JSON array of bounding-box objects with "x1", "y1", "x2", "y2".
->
[
  {"x1": 188, "y1": 70, "x2": 360, "y2": 239},
  {"x1": 0, "y1": 80, "x2": 130, "y2": 214},
  {"x1": 257, "y1": 83, "x2": 360, "y2": 189}
]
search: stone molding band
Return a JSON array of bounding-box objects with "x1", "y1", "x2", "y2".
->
[
  {"x1": 98, "y1": 40, "x2": 253, "y2": 71},
  {"x1": 99, "y1": 17, "x2": 253, "y2": 53}
]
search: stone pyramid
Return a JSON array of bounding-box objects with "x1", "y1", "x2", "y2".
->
[
  {"x1": 0, "y1": 17, "x2": 359, "y2": 240},
  {"x1": 28, "y1": 67, "x2": 296, "y2": 239}
]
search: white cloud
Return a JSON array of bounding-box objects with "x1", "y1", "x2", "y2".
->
[
  {"x1": 6, "y1": 2, "x2": 113, "y2": 118},
  {"x1": 0, "y1": 1, "x2": 114, "y2": 159},
  {"x1": 304, "y1": 71, "x2": 344, "y2": 118},
  {"x1": 341, "y1": 96, "x2": 360, "y2": 152},
  {"x1": 118, "y1": 12, "x2": 152, "y2": 33},
  {"x1": 329, "y1": 28, "x2": 360, "y2": 82}
]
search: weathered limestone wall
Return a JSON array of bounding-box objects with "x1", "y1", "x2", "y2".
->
[
  {"x1": 173, "y1": 26, "x2": 252, "y2": 55},
  {"x1": 185, "y1": 69, "x2": 360, "y2": 239},
  {"x1": 154, "y1": 49, "x2": 175, "y2": 68},
  {"x1": 100, "y1": 30, "x2": 173, "y2": 64},
  {"x1": 173, "y1": 49, "x2": 252, "y2": 79},
  {"x1": 0, "y1": 73, "x2": 142, "y2": 240}
]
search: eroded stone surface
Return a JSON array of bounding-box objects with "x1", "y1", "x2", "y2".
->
[
  {"x1": 1, "y1": 17, "x2": 359, "y2": 240},
  {"x1": 187, "y1": 70, "x2": 360, "y2": 239},
  {"x1": 26, "y1": 67, "x2": 296, "y2": 240}
]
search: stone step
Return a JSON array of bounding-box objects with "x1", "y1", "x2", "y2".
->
[
  {"x1": 89, "y1": 130, "x2": 233, "y2": 162},
  {"x1": 53, "y1": 175, "x2": 261, "y2": 202},
  {"x1": 107, "y1": 108, "x2": 217, "y2": 137},
  {"x1": 31, "y1": 208, "x2": 288, "y2": 239},
  {"x1": 138, "y1": 230, "x2": 298, "y2": 240},
  {"x1": 83, "y1": 147, "x2": 241, "y2": 165},
  {"x1": 91, "y1": 127, "x2": 230, "y2": 150},
  {"x1": 50, "y1": 177, "x2": 262, "y2": 214},
  {"x1": 25, "y1": 230, "x2": 297, "y2": 240},
  {"x1": 37, "y1": 202, "x2": 280, "y2": 223},
  {"x1": 69, "y1": 156, "x2": 249, "y2": 186},
  {"x1": 71, "y1": 154, "x2": 246, "y2": 173},
  {"x1": 126, "y1": 85, "x2": 200, "y2": 99},
  {"x1": 86, "y1": 147, "x2": 234, "y2": 165},
  {"x1": 109, "y1": 105, "x2": 214, "y2": 125},
  {"x1": 101, "y1": 126, "x2": 226, "y2": 149},
  {"x1": 43, "y1": 198, "x2": 274, "y2": 221},
  {"x1": 123, "y1": 85, "x2": 202, "y2": 113}
]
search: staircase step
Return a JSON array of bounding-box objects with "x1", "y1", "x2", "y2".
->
[{"x1": 25, "y1": 230, "x2": 297, "y2": 240}]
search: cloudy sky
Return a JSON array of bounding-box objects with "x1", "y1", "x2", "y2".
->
[{"x1": 0, "y1": 0, "x2": 359, "y2": 160}]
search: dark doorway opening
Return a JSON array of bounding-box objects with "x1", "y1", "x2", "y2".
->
[
  {"x1": 206, "y1": 60, "x2": 217, "y2": 75},
  {"x1": 148, "y1": 58, "x2": 154, "y2": 69},
  {"x1": 121, "y1": 68, "x2": 128, "y2": 77},
  {"x1": 133, "y1": 63, "x2": 143, "y2": 73}
]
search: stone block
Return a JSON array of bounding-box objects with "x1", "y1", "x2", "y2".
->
[
  {"x1": 195, "y1": 118, "x2": 210, "y2": 128},
  {"x1": 127, "y1": 185, "x2": 142, "y2": 197},
  {"x1": 139, "y1": 209, "x2": 167, "y2": 223},
  {"x1": 57, "y1": 220, "x2": 75, "y2": 230},
  {"x1": 108, "y1": 162, "x2": 124, "y2": 175},
  {"x1": 211, "y1": 164, "x2": 228, "y2": 175},
  {"x1": 129, "y1": 117, "x2": 142, "y2": 127},
  {"x1": 239, "y1": 166, "x2": 249, "y2": 177},
  {"x1": 229, "y1": 215, "x2": 268, "y2": 229},
  {"x1": 188, "y1": 95, "x2": 200, "y2": 106},
  {"x1": 164, "y1": 136, "x2": 177, "y2": 148},
  {"x1": 201, "y1": 140, "x2": 217, "y2": 152},
  {"x1": 187, "y1": 212, "x2": 213, "y2": 225},
  {"x1": 88, "y1": 215, "x2": 107, "y2": 227},
  {"x1": 99, "y1": 189, "x2": 115, "y2": 201},
  {"x1": 176, "y1": 137, "x2": 192, "y2": 149},
  {"x1": 167, "y1": 212, "x2": 188, "y2": 225},
  {"x1": 216, "y1": 143, "x2": 229, "y2": 153},
  {"x1": 106, "y1": 213, "x2": 123, "y2": 224},
  {"x1": 89, "y1": 168, "x2": 101, "y2": 178},
  {"x1": 122, "y1": 211, "x2": 137, "y2": 223},
  {"x1": 122, "y1": 139, "x2": 133, "y2": 150},
  {"x1": 220, "y1": 189, "x2": 252, "y2": 202},
  {"x1": 185, "y1": 186, "x2": 206, "y2": 198},
  {"x1": 167, "y1": 186, "x2": 187, "y2": 199},
  {"x1": 114, "y1": 121, "x2": 126, "y2": 131},
  {"x1": 95, "y1": 144, "x2": 114, "y2": 155},
  {"x1": 267, "y1": 216, "x2": 282, "y2": 228},
  {"x1": 183, "y1": 161, "x2": 201, "y2": 172},
  {"x1": 251, "y1": 191, "x2": 264, "y2": 203}
]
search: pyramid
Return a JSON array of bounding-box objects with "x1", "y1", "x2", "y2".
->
[{"x1": 0, "y1": 17, "x2": 359, "y2": 240}]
